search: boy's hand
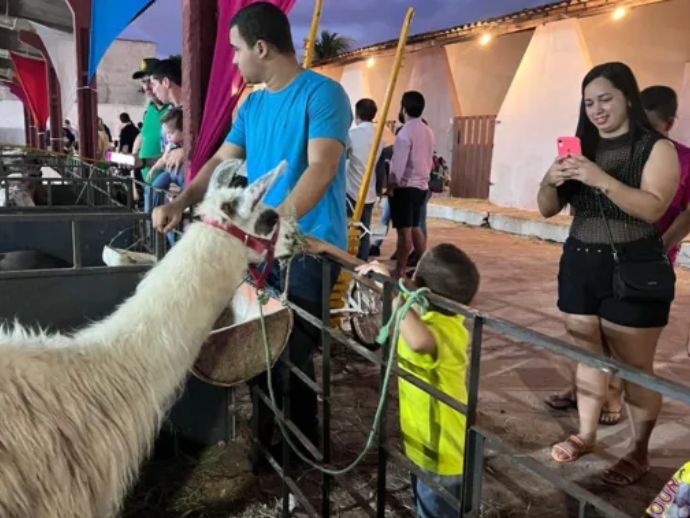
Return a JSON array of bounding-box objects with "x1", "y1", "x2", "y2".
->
[{"x1": 355, "y1": 260, "x2": 390, "y2": 278}]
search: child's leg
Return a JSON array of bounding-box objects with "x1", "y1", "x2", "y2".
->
[
  {"x1": 413, "y1": 469, "x2": 462, "y2": 518},
  {"x1": 151, "y1": 172, "x2": 173, "y2": 208}
]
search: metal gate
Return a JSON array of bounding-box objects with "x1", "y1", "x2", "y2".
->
[{"x1": 451, "y1": 115, "x2": 496, "y2": 199}]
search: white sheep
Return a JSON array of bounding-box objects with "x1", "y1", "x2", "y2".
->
[{"x1": 0, "y1": 161, "x2": 299, "y2": 518}]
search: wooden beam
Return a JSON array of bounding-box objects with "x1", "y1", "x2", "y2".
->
[
  {"x1": 182, "y1": 0, "x2": 218, "y2": 167},
  {"x1": 19, "y1": 30, "x2": 63, "y2": 153},
  {"x1": 65, "y1": 0, "x2": 98, "y2": 162}
]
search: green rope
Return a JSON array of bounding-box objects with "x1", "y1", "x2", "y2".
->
[{"x1": 257, "y1": 278, "x2": 430, "y2": 476}]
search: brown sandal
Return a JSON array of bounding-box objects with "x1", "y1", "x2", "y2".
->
[
  {"x1": 602, "y1": 457, "x2": 650, "y2": 486},
  {"x1": 551, "y1": 435, "x2": 593, "y2": 463}
]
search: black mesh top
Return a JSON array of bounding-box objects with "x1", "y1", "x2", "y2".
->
[{"x1": 558, "y1": 128, "x2": 662, "y2": 244}]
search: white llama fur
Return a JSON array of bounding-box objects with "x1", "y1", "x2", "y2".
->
[{"x1": 0, "y1": 161, "x2": 298, "y2": 518}]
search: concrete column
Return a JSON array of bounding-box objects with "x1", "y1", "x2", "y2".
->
[
  {"x1": 65, "y1": 0, "x2": 98, "y2": 162},
  {"x1": 182, "y1": 0, "x2": 218, "y2": 163},
  {"x1": 19, "y1": 30, "x2": 63, "y2": 153}
]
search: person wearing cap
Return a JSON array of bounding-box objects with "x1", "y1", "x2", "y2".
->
[
  {"x1": 131, "y1": 57, "x2": 170, "y2": 206},
  {"x1": 150, "y1": 58, "x2": 184, "y2": 175}
]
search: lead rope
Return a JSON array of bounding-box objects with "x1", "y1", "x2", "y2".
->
[{"x1": 257, "y1": 277, "x2": 429, "y2": 475}]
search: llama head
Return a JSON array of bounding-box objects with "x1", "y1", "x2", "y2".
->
[{"x1": 196, "y1": 160, "x2": 301, "y2": 262}]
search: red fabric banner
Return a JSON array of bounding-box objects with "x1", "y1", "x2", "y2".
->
[
  {"x1": 10, "y1": 53, "x2": 50, "y2": 131},
  {"x1": 187, "y1": 0, "x2": 297, "y2": 181}
]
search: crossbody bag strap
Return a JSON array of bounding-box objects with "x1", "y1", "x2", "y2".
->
[{"x1": 595, "y1": 192, "x2": 621, "y2": 262}]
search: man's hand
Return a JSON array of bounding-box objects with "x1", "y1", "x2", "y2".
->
[
  {"x1": 166, "y1": 147, "x2": 185, "y2": 171},
  {"x1": 152, "y1": 200, "x2": 184, "y2": 233}
]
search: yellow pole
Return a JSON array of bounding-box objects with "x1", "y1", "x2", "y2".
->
[
  {"x1": 331, "y1": 8, "x2": 415, "y2": 324},
  {"x1": 348, "y1": 7, "x2": 415, "y2": 249},
  {"x1": 303, "y1": 0, "x2": 324, "y2": 69}
]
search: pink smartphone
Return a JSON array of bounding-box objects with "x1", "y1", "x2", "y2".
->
[{"x1": 557, "y1": 136, "x2": 582, "y2": 157}]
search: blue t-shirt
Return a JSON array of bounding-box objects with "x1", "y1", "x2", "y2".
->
[{"x1": 226, "y1": 70, "x2": 352, "y2": 248}]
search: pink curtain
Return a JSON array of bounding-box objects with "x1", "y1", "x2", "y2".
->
[
  {"x1": 188, "y1": 0, "x2": 297, "y2": 181},
  {"x1": 10, "y1": 53, "x2": 50, "y2": 131}
]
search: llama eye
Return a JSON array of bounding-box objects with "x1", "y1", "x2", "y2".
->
[
  {"x1": 254, "y1": 210, "x2": 279, "y2": 235},
  {"x1": 221, "y1": 199, "x2": 240, "y2": 217}
]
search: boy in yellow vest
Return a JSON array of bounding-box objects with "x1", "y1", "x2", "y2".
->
[{"x1": 357, "y1": 243, "x2": 480, "y2": 517}]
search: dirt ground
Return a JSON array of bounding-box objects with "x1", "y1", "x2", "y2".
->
[{"x1": 121, "y1": 219, "x2": 690, "y2": 517}]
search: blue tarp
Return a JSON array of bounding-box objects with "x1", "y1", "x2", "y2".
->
[{"x1": 88, "y1": 0, "x2": 155, "y2": 82}]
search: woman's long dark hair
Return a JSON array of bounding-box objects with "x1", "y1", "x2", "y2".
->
[{"x1": 575, "y1": 62, "x2": 655, "y2": 160}]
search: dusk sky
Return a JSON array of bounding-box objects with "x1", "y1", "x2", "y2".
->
[{"x1": 122, "y1": 0, "x2": 548, "y2": 58}]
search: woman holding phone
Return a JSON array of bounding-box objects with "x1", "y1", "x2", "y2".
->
[{"x1": 537, "y1": 62, "x2": 679, "y2": 485}]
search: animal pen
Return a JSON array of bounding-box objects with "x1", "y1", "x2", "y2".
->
[{"x1": 0, "y1": 148, "x2": 249, "y2": 446}]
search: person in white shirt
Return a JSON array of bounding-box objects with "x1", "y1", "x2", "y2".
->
[{"x1": 346, "y1": 98, "x2": 383, "y2": 260}]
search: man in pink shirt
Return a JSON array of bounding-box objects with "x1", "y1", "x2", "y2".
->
[{"x1": 388, "y1": 91, "x2": 435, "y2": 277}]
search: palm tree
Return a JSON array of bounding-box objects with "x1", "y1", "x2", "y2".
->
[{"x1": 310, "y1": 30, "x2": 353, "y2": 60}]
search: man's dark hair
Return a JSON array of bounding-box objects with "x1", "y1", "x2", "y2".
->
[
  {"x1": 151, "y1": 58, "x2": 182, "y2": 87},
  {"x1": 401, "y1": 91, "x2": 425, "y2": 118},
  {"x1": 230, "y1": 2, "x2": 295, "y2": 55},
  {"x1": 119, "y1": 112, "x2": 132, "y2": 124},
  {"x1": 355, "y1": 98, "x2": 377, "y2": 122},
  {"x1": 161, "y1": 107, "x2": 183, "y2": 131},
  {"x1": 414, "y1": 243, "x2": 479, "y2": 313},
  {"x1": 641, "y1": 85, "x2": 678, "y2": 125}
]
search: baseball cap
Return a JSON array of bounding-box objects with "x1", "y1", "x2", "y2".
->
[{"x1": 132, "y1": 58, "x2": 160, "y2": 80}]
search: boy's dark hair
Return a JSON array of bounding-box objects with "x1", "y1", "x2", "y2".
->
[
  {"x1": 230, "y1": 2, "x2": 295, "y2": 55},
  {"x1": 161, "y1": 107, "x2": 183, "y2": 131},
  {"x1": 119, "y1": 112, "x2": 131, "y2": 123},
  {"x1": 401, "y1": 91, "x2": 425, "y2": 118},
  {"x1": 641, "y1": 85, "x2": 678, "y2": 125},
  {"x1": 355, "y1": 98, "x2": 377, "y2": 122},
  {"x1": 415, "y1": 243, "x2": 479, "y2": 313},
  {"x1": 151, "y1": 58, "x2": 182, "y2": 87}
]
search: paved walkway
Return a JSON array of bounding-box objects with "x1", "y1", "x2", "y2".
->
[{"x1": 383, "y1": 218, "x2": 690, "y2": 516}]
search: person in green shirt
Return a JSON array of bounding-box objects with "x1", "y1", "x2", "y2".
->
[
  {"x1": 131, "y1": 58, "x2": 170, "y2": 211},
  {"x1": 357, "y1": 243, "x2": 480, "y2": 518}
]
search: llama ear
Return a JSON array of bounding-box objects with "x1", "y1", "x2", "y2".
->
[
  {"x1": 245, "y1": 160, "x2": 287, "y2": 209},
  {"x1": 206, "y1": 158, "x2": 247, "y2": 196}
]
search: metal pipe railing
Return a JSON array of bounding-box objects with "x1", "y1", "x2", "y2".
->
[{"x1": 254, "y1": 251, "x2": 690, "y2": 518}]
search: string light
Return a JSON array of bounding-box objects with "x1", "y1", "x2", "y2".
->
[
  {"x1": 479, "y1": 33, "x2": 493, "y2": 46},
  {"x1": 612, "y1": 6, "x2": 628, "y2": 20}
]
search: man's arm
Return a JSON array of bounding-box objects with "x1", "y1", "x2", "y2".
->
[
  {"x1": 388, "y1": 134, "x2": 411, "y2": 187},
  {"x1": 662, "y1": 208, "x2": 690, "y2": 252},
  {"x1": 132, "y1": 134, "x2": 142, "y2": 156},
  {"x1": 153, "y1": 142, "x2": 245, "y2": 233},
  {"x1": 278, "y1": 138, "x2": 344, "y2": 218}
]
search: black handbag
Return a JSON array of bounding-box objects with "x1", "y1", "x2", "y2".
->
[{"x1": 596, "y1": 195, "x2": 675, "y2": 303}]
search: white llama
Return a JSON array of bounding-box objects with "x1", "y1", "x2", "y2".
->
[{"x1": 0, "y1": 161, "x2": 300, "y2": 518}]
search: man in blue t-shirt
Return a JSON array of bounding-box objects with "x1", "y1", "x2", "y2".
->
[{"x1": 152, "y1": 2, "x2": 352, "y2": 468}]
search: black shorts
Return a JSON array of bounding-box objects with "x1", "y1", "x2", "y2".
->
[
  {"x1": 557, "y1": 236, "x2": 672, "y2": 328},
  {"x1": 389, "y1": 187, "x2": 428, "y2": 229}
]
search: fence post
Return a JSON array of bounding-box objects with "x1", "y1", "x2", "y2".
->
[
  {"x1": 462, "y1": 316, "x2": 484, "y2": 516},
  {"x1": 321, "y1": 258, "x2": 333, "y2": 517},
  {"x1": 376, "y1": 281, "x2": 395, "y2": 517}
]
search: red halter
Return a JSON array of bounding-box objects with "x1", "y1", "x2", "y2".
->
[{"x1": 202, "y1": 217, "x2": 280, "y2": 290}]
